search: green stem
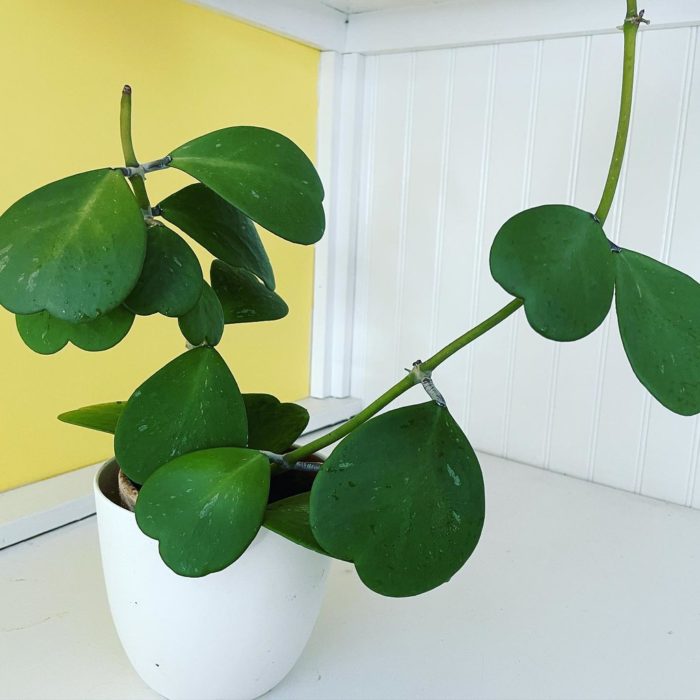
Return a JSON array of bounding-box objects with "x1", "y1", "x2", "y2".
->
[
  {"x1": 595, "y1": 1, "x2": 639, "y2": 225},
  {"x1": 285, "y1": 299, "x2": 524, "y2": 464},
  {"x1": 284, "y1": 2, "x2": 640, "y2": 467},
  {"x1": 119, "y1": 85, "x2": 151, "y2": 212}
]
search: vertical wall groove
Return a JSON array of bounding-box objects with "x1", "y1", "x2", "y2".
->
[
  {"x1": 391, "y1": 53, "x2": 417, "y2": 376},
  {"x1": 503, "y1": 40, "x2": 543, "y2": 458},
  {"x1": 462, "y1": 44, "x2": 498, "y2": 430},
  {"x1": 428, "y1": 50, "x2": 456, "y2": 354}
]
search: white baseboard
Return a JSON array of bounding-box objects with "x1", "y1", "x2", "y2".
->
[{"x1": 0, "y1": 396, "x2": 362, "y2": 551}]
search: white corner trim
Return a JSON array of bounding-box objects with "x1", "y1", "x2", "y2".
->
[
  {"x1": 344, "y1": 0, "x2": 700, "y2": 55},
  {"x1": 0, "y1": 396, "x2": 362, "y2": 550},
  {"x1": 0, "y1": 462, "x2": 102, "y2": 550},
  {"x1": 311, "y1": 52, "x2": 366, "y2": 398},
  {"x1": 190, "y1": 0, "x2": 348, "y2": 51}
]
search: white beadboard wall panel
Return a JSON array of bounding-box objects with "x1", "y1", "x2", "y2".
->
[
  {"x1": 465, "y1": 41, "x2": 539, "y2": 454},
  {"x1": 351, "y1": 24, "x2": 700, "y2": 507},
  {"x1": 431, "y1": 45, "x2": 493, "y2": 427}
]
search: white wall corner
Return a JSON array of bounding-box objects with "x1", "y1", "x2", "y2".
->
[
  {"x1": 344, "y1": 0, "x2": 700, "y2": 55},
  {"x1": 190, "y1": 0, "x2": 349, "y2": 51},
  {"x1": 311, "y1": 51, "x2": 366, "y2": 398}
]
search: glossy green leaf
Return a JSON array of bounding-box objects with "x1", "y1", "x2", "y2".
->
[
  {"x1": 177, "y1": 282, "x2": 224, "y2": 347},
  {"x1": 264, "y1": 492, "x2": 329, "y2": 557},
  {"x1": 0, "y1": 169, "x2": 146, "y2": 322},
  {"x1": 310, "y1": 402, "x2": 485, "y2": 597},
  {"x1": 160, "y1": 184, "x2": 275, "y2": 290},
  {"x1": 58, "y1": 401, "x2": 126, "y2": 434},
  {"x1": 211, "y1": 260, "x2": 288, "y2": 324},
  {"x1": 125, "y1": 223, "x2": 203, "y2": 317},
  {"x1": 115, "y1": 347, "x2": 247, "y2": 484},
  {"x1": 16, "y1": 306, "x2": 134, "y2": 355},
  {"x1": 490, "y1": 205, "x2": 615, "y2": 341},
  {"x1": 169, "y1": 127, "x2": 325, "y2": 245},
  {"x1": 615, "y1": 249, "x2": 700, "y2": 416},
  {"x1": 243, "y1": 393, "x2": 309, "y2": 453},
  {"x1": 135, "y1": 448, "x2": 270, "y2": 577}
]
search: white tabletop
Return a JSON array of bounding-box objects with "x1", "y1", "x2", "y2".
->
[{"x1": 3, "y1": 453, "x2": 700, "y2": 700}]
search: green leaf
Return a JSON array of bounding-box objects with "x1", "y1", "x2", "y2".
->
[
  {"x1": 0, "y1": 169, "x2": 146, "y2": 322},
  {"x1": 16, "y1": 306, "x2": 134, "y2": 355},
  {"x1": 310, "y1": 402, "x2": 485, "y2": 598},
  {"x1": 125, "y1": 223, "x2": 203, "y2": 317},
  {"x1": 615, "y1": 249, "x2": 700, "y2": 416},
  {"x1": 264, "y1": 492, "x2": 329, "y2": 558},
  {"x1": 160, "y1": 184, "x2": 275, "y2": 290},
  {"x1": 243, "y1": 393, "x2": 309, "y2": 452},
  {"x1": 135, "y1": 447, "x2": 270, "y2": 577},
  {"x1": 169, "y1": 127, "x2": 325, "y2": 245},
  {"x1": 490, "y1": 205, "x2": 615, "y2": 341},
  {"x1": 211, "y1": 260, "x2": 288, "y2": 324},
  {"x1": 58, "y1": 401, "x2": 126, "y2": 434},
  {"x1": 115, "y1": 347, "x2": 247, "y2": 484},
  {"x1": 177, "y1": 282, "x2": 224, "y2": 347}
]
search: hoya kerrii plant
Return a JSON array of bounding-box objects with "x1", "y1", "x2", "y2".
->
[{"x1": 2, "y1": 2, "x2": 700, "y2": 598}]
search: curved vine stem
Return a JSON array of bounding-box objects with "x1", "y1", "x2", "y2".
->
[
  {"x1": 119, "y1": 85, "x2": 151, "y2": 212},
  {"x1": 284, "y1": 299, "x2": 523, "y2": 464},
  {"x1": 284, "y1": 1, "x2": 641, "y2": 467},
  {"x1": 595, "y1": 0, "x2": 641, "y2": 225}
]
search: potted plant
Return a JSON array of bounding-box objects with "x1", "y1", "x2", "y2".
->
[{"x1": 1, "y1": 3, "x2": 698, "y2": 699}]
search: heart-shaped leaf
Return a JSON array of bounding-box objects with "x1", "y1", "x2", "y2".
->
[
  {"x1": 490, "y1": 205, "x2": 615, "y2": 341},
  {"x1": 16, "y1": 306, "x2": 134, "y2": 355},
  {"x1": 135, "y1": 447, "x2": 270, "y2": 577},
  {"x1": 264, "y1": 492, "x2": 329, "y2": 557},
  {"x1": 243, "y1": 393, "x2": 309, "y2": 453},
  {"x1": 169, "y1": 127, "x2": 325, "y2": 245},
  {"x1": 0, "y1": 169, "x2": 146, "y2": 322},
  {"x1": 615, "y1": 249, "x2": 700, "y2": 416},
  {"x1": 159, "y1": 184, "x2": 275, "y2": 290},
  {"x1": 177, "y1": 282, "x2": 224, "y2": 347},
  {"x1": 115, "y1": 347, "x2": 247, "y2": 484},
  {"x1": 310, "y1": 402, "x2": 485, "y2": 597},
  {"x1": 58, "y1": 401, "x2": 126, "y2": 434},
  {"x1": 211, "y1": 260, "x2": 288, "y2": 324},
  {"x1": 125, "y1": 223, "x2": 203, "y2": 317}
]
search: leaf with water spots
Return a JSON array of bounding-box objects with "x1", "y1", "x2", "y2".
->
[
  {"x1": 16, "y1": 306, "x2": 134, "y2": 355},
  {"x1": 310, "y1": 402, "x2": 485, "y2": 597},
  {"x1": 125, "y1": 223, "x2": 203, "y2": 318},
  {"x1": 211, "y1": 260, "x2": 288, "y2": 324},
  {"x1": 135, "y1": 447, "x2": 270, "y2": 577},
  {"x1": 160, "y1": 183, "x2": 275, "y2": 290},
  {"x1": 169, "y1": 127, "x2": 325, "y2": 245},
  {"x1": 177, "y1": 282, "x2": 224, "y2": 347},
  {"x1": 0, "y1": 169, "x2": 146, "y2": 322},
  {"x1": 615, "y1": 249, "x2": 700, "y2": 416},
  {"x1": 115, "y1": 347, "x2": 247, "y2": 484},
  {"x1": 490, "y1": 205, "x2": 615, "y2": 341}
]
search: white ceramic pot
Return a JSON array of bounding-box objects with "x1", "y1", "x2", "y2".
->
[{"x1": 94, "y1": 459, "x2": 329, "y2": 700}]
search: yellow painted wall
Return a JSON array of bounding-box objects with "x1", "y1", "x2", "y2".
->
[{"x1": 0, "y1": 0, "x2": 320, "y2": 491}]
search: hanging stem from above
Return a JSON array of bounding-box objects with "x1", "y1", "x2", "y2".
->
[
  {"x1": 595, "y1": 0, "x2": 643, "y2": 225},
  {"x1": 119, "y1": 85, "x2": 151, "y2": 212},
  {"x1": 283, "y1": 1, "x2": 643, "y2": 468}
]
